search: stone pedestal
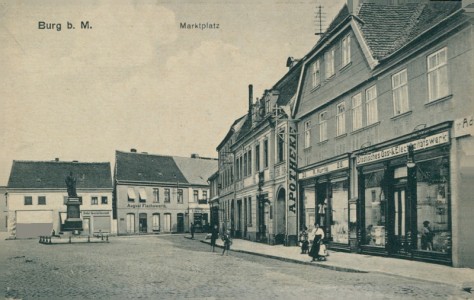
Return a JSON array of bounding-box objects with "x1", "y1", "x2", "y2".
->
[{"x1": 63, "y1": 197, "x2": 83, "y2": 232}]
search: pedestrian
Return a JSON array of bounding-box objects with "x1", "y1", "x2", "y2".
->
[
  {"x1": 221, "y1": 230, "x2": 232, "y2": 256},
  {"x1": 421, "y1": 220, "x2": 434, "y2": 251},
  {"x1": 299, "y1": 226, "x2": 309, "y2": 254},
  {"x1": 190, "y1": 223, "x2": 195, "y2": 239},
  {"x1": 210, "y1": 224, "x2": 218, "y2": 252},
  {"x1": 308, "y1": 223, "x2": 325, "y2": 262}
]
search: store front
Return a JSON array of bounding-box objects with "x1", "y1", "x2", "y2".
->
[
  {"x1": 356, "y1": 130, "x2": 451, "y2": 264},
  {"x1": 299, "y1": 156, "x2": 351, "y2": 251}
]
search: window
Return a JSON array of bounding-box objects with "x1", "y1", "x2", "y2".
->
[
  {"x1": 392, "y1": 69, "x2": 409, "y2": 115},
  {"x1": 366, "y1": 85, "x2": 378, "y2": 125},
  {"x1": 127, "y1": 188, "x2": 136, "y2": 202},
  {"x1": 265, "y1": 99, "x2": 270, "y2": 115},
  {"x1": 277, "y1": 128, "x2": 285, "y2": 163},
  {"x1": 304, "y1": 121, "x2": 311, "y2": 148},
  {"x1": 91, "y1": 196, "x2": 98, "y2": 205},
  {"x1": 255, "y1": 144, "x2": 260, "y2": 172},
  {"x1": 263, "y1": 139, "x2": 269, "y2": 168},
  {"x1": 153, "y1": 188, "x2": 159, "y2": 203},
  {"x1": 139, "y1": 188, "x2": 146, "y2": 203},
  {"x1": 248, "y1": 197, "x2": 252, "y2": 226},
  {"x1": 177, "y1": 189, "x2": 183, "y2": 203},
  {"x1": 243, "y1": 152, "x2": 248, "y2": 177},
  {"x1": 325, "y1": 48, "x2": 335, "y2": 78},
  {"x1": 319, "y1": 111, "x2": 328, "y2": 142},
  {"x1": 38, "y1": 196, "x2": 46, "y2": 205},
  {"x1": 336, "y1": 102, "x2": 346, "y2": 136},
  {"x1": 202, "y1": 190, "x2": 207, "y2": 200},
  {"x1": 312, "y1": 60, "x2": 321, "y2": 87},
  {"x1": 239, "y1": 156, "x2": 243, "y2": 179},
  {"x1": 193, "y1": 190, "x2": 198, "y2": 202},
  {"x1": 164, "y1": 189, "x2": 170, "y2": 203},
  {"x1": 101, "y1": 196, "x2": 108, "y2": 205},
  {"x1": 247, "y1": 150, "x2": 252, "y2": 176},
  {"x1": 152, "y1": 213, "x2": 160, "y2": 231},
  {"x1": 342, "y1": 35, "x2": 351, "y2": 67},
  {"x1": 427, "y1": 47, "x2": 448, "y2": 101},
  {"x1": 352, "y1": 93, "x2": 362, "y2": 130}
]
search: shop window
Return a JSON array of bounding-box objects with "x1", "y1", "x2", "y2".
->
[
  {"x1": 38, "y1": 196, "x2": 46, "y2": 205},
  {"x1": 330, "y1": 179, "x2": 349, "y2": 244},
  {"x1": 416, "y1": 158, "x2": 450, "y2": 253},
  {"x1": 364, "y1": 170, "x2": 386, "y2": 247},
  {"x1": 91, "y1": 196, "x2": 98, "y2": 205},
  {"x1": 152, "y1": 214, "x2": 160, "y2": 231},
  {"x1": 24, "y1": 196, "x2": 32, "y2": 205}
]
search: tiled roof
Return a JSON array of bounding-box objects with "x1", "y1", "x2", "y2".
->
[
  {"x1": 357, "y1": 2, "x2": 461, "y2": 59},
  {"x1": 173, "y1": 156, "x2": 218, "y2": 186},
  {"x1": 217, "y1": 115, "x2": 247, "y2": 150},
  {"x1": 275, "y1": 63, "x2": 302, "y2": 106},
  {"x1": 115, "y1": 151, "x2": 188, "y2": 184},
  {"x1": 8, "y1": 161, "x2": 112, "y2": 189}
]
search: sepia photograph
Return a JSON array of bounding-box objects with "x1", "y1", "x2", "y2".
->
[{"x1": 1, "y1": 0, "x2": 474, "y2": 298}]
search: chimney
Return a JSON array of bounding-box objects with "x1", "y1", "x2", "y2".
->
[
  {"x1": 347, "y1": 0, "x2": 360, "y2": 15},
  {"x1": 55, "y1": 158, "x2": 59, "y2": 162},
  {"x1": 248, "y1": 84, "x2": 253, "y2": 116},
  {"x1": 130, "y1": 148, "x2": 137, "y2": 153}
]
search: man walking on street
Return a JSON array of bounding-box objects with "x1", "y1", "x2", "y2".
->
[{"x1": 190, "y1": 223, "x2": 195, "y2": 239}]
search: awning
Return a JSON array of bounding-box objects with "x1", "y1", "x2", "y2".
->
[
  {"x1": 127, "y1": 188, "x2": 136, "y2": 200},
  {"x1": 139, "y1": 188, "x2": 147, "y2": 200}
]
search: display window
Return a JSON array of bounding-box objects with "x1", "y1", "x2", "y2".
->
[
  {"x1": 415, "y1": 157, "x2": 450, "y2": 253},
  {"x1": 330, "y1": 179, "x2": 349, "y2": 244},
  {"x1": 363, "y1": 170, "x2": 386, "y2": 247}
]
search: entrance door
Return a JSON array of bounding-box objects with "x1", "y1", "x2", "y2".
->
[
  {"x1": 177, "y1": 213, "x2": 184, "y2": 233},
  {"x1": 83, "y1": 217, "x2": 91, "y2": 235},
  {"x1": 163, "y1": 213, "x2": 171, "y2": 232},
  {"x1": 392, "y1": 187, "x2": 408, "y2": 254},
  {"x1": 139, "y1": 213, "x2": 147, "y2": 233},
  {"x1": 236, "y1": 200, "x2": 242, "y2": 238},
  {"x1": 126, "y1": 213, "x2": 135, "y2": 233}
]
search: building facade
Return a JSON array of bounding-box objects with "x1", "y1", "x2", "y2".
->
[
  {"x1": 114, "y1": 150, "x2": 217, "y2": 235},
  {"x1": 294, "y1": 0, "x2": 474, "y2": 267},
  {"x1": 7, "y1": 160, "x2": 114, "y2": 238},
  {"x1": 0, "y1": 186, "x2": 7, "y2": 232}
]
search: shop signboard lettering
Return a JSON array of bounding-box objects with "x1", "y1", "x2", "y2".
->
[
  {"x1": 82, "y1": 210, "x2": 110, "y2": 216},
  {"x1": 356, "y1": 131, "x2": 449, "y2": 165},
  {"x1": 287, "y1": 122, "x2": 298, "y2": 214},
  {"x1": 127, "y1": 203, "x2": 167, "y2": 209},
  {"x1": 454, "y1": 115, "x2": 474, "y2": 138},
  {"x1": 298, "y1": 159, "x2": 349, "y2": 180}
]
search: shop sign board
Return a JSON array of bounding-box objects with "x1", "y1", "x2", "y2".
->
[
  {"x1": 454, "y1": 115, "x2": 474, "y2": 138},
  {"x1": 357, "y1": 131, "x2": 449, "y2": 165},
  {"x1": 126, "y1": 203, "x2": 167, "y2": 209},
  {"x1": 287, "y1": 122, "x2": 298, "y2": 214},
  {"x1": 82, "y1": 210, "x2": 110, "y2": 216},
  {"x1": 298, "y1": 159, "x2": 349, "y2": 180}
]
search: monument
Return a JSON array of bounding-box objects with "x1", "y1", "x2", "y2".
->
[{"x1": 63, "y1": 172, "x2": 83, "y2": 232}]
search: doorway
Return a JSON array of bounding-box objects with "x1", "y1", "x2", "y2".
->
[
  {"x1": 275, "y1": 188, "x2": 286, "y2": 244},
  {"x1": 163, "y1": 213, "x2": 171, "y2": 232},
  {"x1": 139, "y1": 213, "x2": 147, "y2": 233},
  {"x1": 177, "y1": 213, "x2": 184, "y2": 233},
  {"x1": 126, "y1": 213, "x2": 135, "y2": 233},
  {"x1": 391, "y1": 186, "x2": 410, "y2": 254},
  {"x1": 83, "y1": 217, "x2": 91, "y2": 235}
]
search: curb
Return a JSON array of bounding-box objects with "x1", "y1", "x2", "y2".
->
[{"x1": 199, "y1": 240, "x2": 366, "y2": 273}]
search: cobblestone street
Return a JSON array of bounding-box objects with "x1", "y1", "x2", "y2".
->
[{"x1": 0, "y1": 234, "x2": 469, "y2": 299}]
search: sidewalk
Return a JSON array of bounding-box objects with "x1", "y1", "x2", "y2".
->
[{"x1": 201, "y1": 237, "x2": 474, "y2": 290}]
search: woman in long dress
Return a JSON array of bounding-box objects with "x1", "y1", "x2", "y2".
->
[{"x1": 309, "y1": 223, "x2": 325, "y2": 262}]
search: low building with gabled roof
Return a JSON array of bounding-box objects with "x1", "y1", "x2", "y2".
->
[
  {"x1": 114, "y1": 150, "x2": 217, "y2": 235},
  {"x1": 7, "y1": 159, "x2": 113, "y2": 238}
]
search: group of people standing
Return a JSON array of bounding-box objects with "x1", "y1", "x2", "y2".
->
[{"x1": 299, "y1": 223, "x2": 327, "y2": 262}]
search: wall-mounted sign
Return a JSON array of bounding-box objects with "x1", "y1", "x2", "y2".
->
[
  {"x1": 454, "y1": 115, "x2": 474, "y2": 138},
  {"x1": 287, "y1": 122, "x2": 298, "y2": 215},
  {"x1": 127, "y1": 203, "x2": 167, "y2": 209},
  {"x1": 299, "y1": 158, "x2": 349, "y2": 180},
  {"x1": 82, "y1": 210, "x2": 110, "y2": 216},
  {"x1": 356, "y1": 131, "x2": 449, "y2": 165}
]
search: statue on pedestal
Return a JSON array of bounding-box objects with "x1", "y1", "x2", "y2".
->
[{"x1": 65, "y1": 172, "x2": 77, "y2": 197}]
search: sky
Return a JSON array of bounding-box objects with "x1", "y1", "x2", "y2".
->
[{"x1": 0, "y1": 0, "x2": 345, "y2": 186}]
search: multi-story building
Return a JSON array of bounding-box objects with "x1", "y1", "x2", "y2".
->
[
  {"x1": 0, "y1": 186, "x2": 7, "y2": 232},
  {"x1": 208, "y1": 170, "x2": 219, "y2": 229},
  {"x1": 6, "y1": 160, "x2": 114, "y2": 238},
  {"x1": 294, "y1": 0, "x2": 474, "y2": 267},
  {"x1": 114, "y1": 150, "x2": 217, "y2": 235},
  {"x1": 216, "y1": 58, "x2": 302, "y2": 245}
]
